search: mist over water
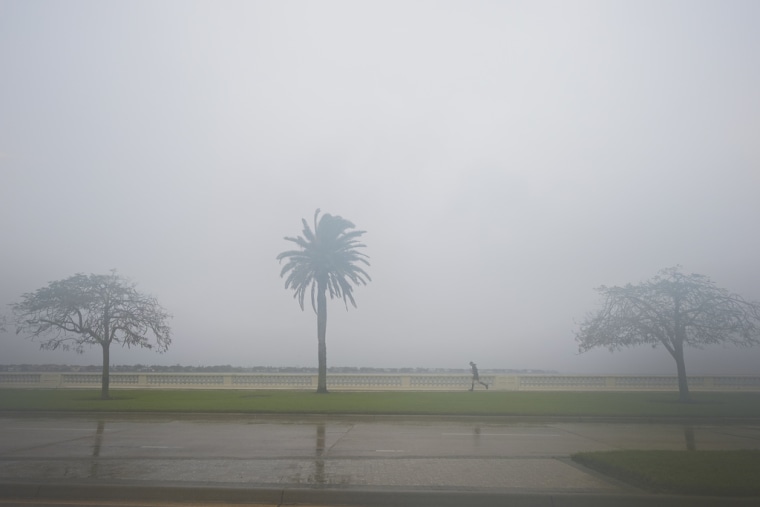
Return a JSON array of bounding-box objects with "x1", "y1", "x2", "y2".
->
[{"x1": 1, "y1": 1, "x2": 759, "y2": 376}]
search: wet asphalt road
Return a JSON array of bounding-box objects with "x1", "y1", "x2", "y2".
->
[{"x1": 1, "y1": 414, "x2": 759, "y2": 506}]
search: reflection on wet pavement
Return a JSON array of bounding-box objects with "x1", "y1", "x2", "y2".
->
[
  {"x1": 683, "y1": 424, "x2": 696, "y2": 451},
  {"x1": 90, "y1": 420, "x2": 105, "y2": 478},
  {"x1": 1, "y1": 416, "x2": 758, "y2": 492}
]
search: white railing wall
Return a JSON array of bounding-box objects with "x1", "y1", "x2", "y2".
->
[{"x1": 1, "y1": 373, "x2": 760, "y2": 391}]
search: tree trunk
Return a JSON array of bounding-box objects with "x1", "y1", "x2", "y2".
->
[
  {"x1": 673, "y1": 343, "x2": 690, "y2": 403},
  {"x1": 316, "y1": 281, "x2": 328, "y2": 394},
  {"x1": 101, "y1": 343, "x2": 110, "y2": 400}
]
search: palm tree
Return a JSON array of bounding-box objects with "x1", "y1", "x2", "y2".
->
[{"x1": 277, "y1": 209, "x2": 371, "y2": 393}]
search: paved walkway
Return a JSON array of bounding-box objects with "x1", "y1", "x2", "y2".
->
[{"x1": 1, "y1": 414, "x2": 759, "y2": 506}]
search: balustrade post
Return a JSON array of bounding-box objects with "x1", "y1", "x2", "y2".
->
[{"x1": 496, "y1": 375, "x2": 518, "y2": 391}]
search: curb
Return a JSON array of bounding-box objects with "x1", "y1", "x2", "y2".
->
[{"x1": 2, "y1": 482, "x2": 759, "y2": 507}]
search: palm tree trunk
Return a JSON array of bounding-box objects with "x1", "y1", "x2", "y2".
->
[
  {"x1": 101, "y1": 343, "x2": 110, "y2": 400},
  {"x1": 316, "y1": 281, "x2": 328, "y2": 394}
]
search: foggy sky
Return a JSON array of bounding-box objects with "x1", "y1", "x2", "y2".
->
[{"x1": 2, "y1": 0, "x2": 759, "y2": 375}]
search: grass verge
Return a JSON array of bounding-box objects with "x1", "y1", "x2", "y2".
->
[
  {"x1": 1, "y1": 389, "x2": 759, "y2": 417},
  {"x1": 572, "y1": 450, "x2": 760, "y2": 496}
]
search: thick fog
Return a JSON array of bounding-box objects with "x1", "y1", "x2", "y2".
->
[{"x1": 2, "y1": 1, "x2": 759, "y2": 375}]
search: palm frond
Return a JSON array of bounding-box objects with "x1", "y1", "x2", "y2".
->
[{"x1": 277, "y1": 210, "x2": 370, "y2": 313}]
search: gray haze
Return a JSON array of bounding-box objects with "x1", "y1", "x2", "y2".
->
[{"x1": 2, "y1": 1, "x2": 759, "y2": 375}]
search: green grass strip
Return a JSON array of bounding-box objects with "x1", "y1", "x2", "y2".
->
[
  {"x1": 573, "y1": 450, "x2": 760, "y2": 496},
  {"x1": 1, "y1": 390, "x2": 760, "y2": 417}
]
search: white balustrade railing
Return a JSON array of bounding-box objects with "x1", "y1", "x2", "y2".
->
[{"x1": 1, "y1": 373, "x2": 759, "y2": 391}]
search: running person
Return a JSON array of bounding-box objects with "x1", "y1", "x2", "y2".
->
[{"x1": 469, "y1": 361, "x2": 489, "y2": 390}]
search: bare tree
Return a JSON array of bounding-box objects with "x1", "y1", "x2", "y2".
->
[
  {"x1": 12, "y1": 271, "x2": 172, "y2": 399},
  {"x1": 576, "y1": 266, "x2": 760, "y2": 402},
  {"x1": 277, "y1": 209, "x2": 371, "y2": 393}
]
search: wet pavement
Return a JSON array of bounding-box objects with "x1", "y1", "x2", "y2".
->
[{"x1": 1, "y1": 414, "x2": 759, "y2": 505}]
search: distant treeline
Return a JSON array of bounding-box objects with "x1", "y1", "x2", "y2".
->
[{"x1": 0, "y1": 364, "x2": 557, "y2": 374}]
